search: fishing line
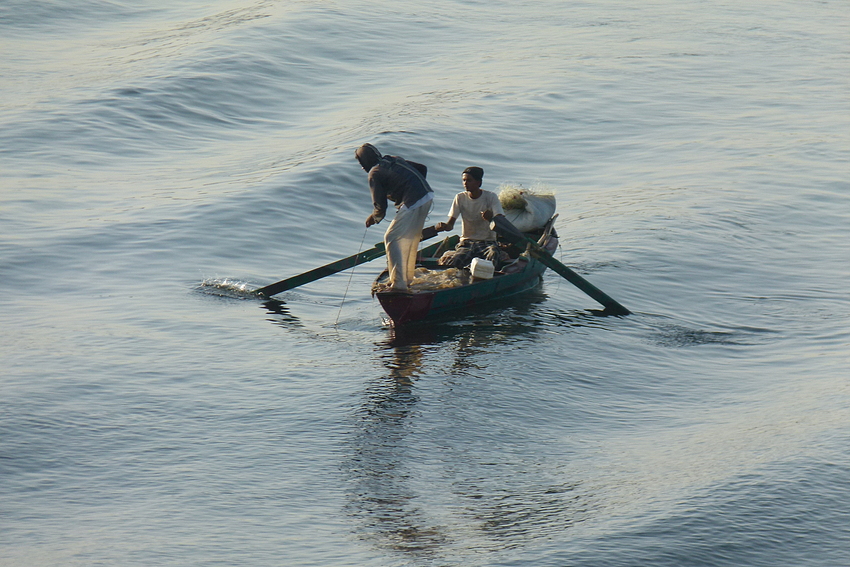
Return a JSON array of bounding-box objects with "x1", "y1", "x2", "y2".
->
[{"x1": 335, "y1": 225, "x2": 370, "y2": 326}]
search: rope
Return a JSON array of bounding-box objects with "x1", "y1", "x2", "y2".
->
[{"x1": 335, "y1": 226, "x2": 370, "y2": 326}]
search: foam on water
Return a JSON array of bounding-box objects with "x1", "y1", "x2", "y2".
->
[{"x1": 197, "y1": 277, "x2": 261, "y2": 299}]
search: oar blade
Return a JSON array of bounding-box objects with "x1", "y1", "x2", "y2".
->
[
  {"x1": 530, "y1": 250, "x2": 631, "y2": 315},
  {"x1": 491, "y1": 215, "x2": 631, "y2": 315}
]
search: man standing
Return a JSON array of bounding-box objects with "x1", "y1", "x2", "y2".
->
[
  {"x1": 435, "y1": 166, "x2": 506, "y2": 268},
  {"x1": 355, "y1": 143, "x2": 433, "y2": 293}
]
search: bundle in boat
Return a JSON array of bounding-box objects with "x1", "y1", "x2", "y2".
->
[
  {"x1": 499, "y1": 185, "x2": 556, "y2": 233},
  {"x1": 372, "y1": 267, "x2": 470, "y2": 294},
  {"x1": 410, "y1": 267, "x2": 469, "y2": 291}
]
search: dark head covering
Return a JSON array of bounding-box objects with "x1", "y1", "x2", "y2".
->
[
  {"x1": 462, "y1": 166, "x2": 484, "y2": 182},
  {"x1": 355, "y1": 143, "x2": 382, "y2": 171}
]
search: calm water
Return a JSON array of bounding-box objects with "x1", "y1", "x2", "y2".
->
[{"x1": 2, "y1": 1, "x2": 849, "y2": 565}]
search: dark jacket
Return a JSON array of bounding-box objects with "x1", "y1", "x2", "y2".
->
[{"x1": 368, "y1": 156, "x2": 432, "y2": 222}]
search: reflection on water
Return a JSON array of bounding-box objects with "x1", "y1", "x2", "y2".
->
[
  {"x1": 452, "y1": 473, "x2": 589, "y2": 549},
  {"x1": 261, "y1": 298, "x2": 303, "y2": 328},
  {"x1": 384, "y1": 288, "x2": 560, "y2": 346},
  {"x1": 342, "y1": 307, "x2": 608, "y2": 560},
  {"x1": 342, "y1": 342, "x2": 448, "y2": 557}
]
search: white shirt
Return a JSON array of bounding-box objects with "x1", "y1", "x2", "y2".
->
[
  {"x1": 399, "y1": 191, "x2": 433, "y2": 212},
  {"x1": 448, "y1": 190, "x2": 504, "y2": 241}
]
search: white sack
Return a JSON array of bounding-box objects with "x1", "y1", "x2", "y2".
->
[{"x1": 499, "y1": 188, "x2": 556, "y2": 232}]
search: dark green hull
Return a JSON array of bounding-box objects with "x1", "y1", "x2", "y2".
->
[{"x1": 375, "y1": 234, "x2": 558, "y2": 326}]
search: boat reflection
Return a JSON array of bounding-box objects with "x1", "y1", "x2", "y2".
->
[
  {"x1": 342, "y1": 299, "x2": 606, "y2": 559},
  {"x1": 341, "y1": 342, "x2": 448, "y2": 558},
  {"x1": 384, "y1": 287, "x2": 608, "y2": 349}
]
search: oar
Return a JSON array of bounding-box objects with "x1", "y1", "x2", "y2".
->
[
  {"x1": 255, "y1": 225, "x2": 440, "y2": 298},
  {"x1": 491, "y1": 215, "x2": 631, "y2": 315}
]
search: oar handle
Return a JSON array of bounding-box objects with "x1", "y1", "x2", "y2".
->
[{"x1": 421, "y1": 225, "x2": 439, "y2": 240}]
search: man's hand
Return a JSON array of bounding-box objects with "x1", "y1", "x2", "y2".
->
[
  {"x1": 436, "y1": 217, "x2": 456, "y2": 232},
  {"x1": 365, "y1": 214, "x2": 378, "y2": 227},
  {"x1": 481, "y1": 209, "x2": 494, "y2": 222}
]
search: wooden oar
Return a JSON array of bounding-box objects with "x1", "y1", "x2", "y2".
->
[
  {"x1": 255, "y1": 226, "x2": 440, "y2": 298},
  {"x1": 492, "y1": 215, "x2": 631, "y2": 315}
]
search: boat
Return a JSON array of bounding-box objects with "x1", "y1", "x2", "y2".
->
[
  {"x1": 373, "y1": 218, "x2": 559, "y2": 326},
  {"x1": 255, "y1": 194, "x2": 629, "y2": 320}
]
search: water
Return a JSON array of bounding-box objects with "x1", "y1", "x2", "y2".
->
[{"x1": 2, "y1": 1, "x2": 848, "y2": 565}]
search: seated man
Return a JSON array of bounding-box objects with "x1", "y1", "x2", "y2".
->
[{"x1": 435, "y1": 166, "x2": 509, "y2": 269}]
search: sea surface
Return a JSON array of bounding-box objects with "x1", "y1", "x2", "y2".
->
[{"x1": 2, "y1": 1, "x2": 849, "y2": 565}]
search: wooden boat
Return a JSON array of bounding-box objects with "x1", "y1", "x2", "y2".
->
[
  {"x1": 373, "y1": 221, "x2": 559, "y2": 326},
  {"x1": 254, "y1": 211, "x2": 629, "y2": 321}
]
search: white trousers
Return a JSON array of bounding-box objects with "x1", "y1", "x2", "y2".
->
[{"x1": 384, "y1": 201, "x2": 432, "y2": 290}]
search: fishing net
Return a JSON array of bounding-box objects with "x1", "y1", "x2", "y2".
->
[
  {"x1": 498, "y1": 184, "x2": 556, "y2": 232},
  {"x1": 410, "y1": 267, "x2": 469, "y2": 291},
  {"x1": 372, "y1": 267, "x2": 470, "y2": 293}
]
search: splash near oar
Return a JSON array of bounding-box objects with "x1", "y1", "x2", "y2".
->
[
  {"x1": 198, "y1": 278, "x2": 260, "y2": 300},
  {"x1": 490, "y1": 215, "x2": 631, "y2": 316},
  {"x1": 255, "y1": 226, "x2": 440, "y2": 298}
]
